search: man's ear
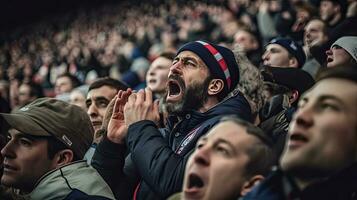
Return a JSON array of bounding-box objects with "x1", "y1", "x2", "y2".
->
[
  {"x1": 288, "y1": 57, "x2": 299, "y2": 68},
  {"x1": 53, "y1": 149, "x2": 74, "y2": 168},
  {"x1": 288, "y1": 89, "x2": 299, "y2": 105},
  {"x1": 207, "y1": 79, "x2": 224, "y2": 96},
  {"x1": 240, "y1": 175, "x2": 264, "y2": 196}
]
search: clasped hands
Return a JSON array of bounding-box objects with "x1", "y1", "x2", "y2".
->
[{"x1": 106, "y1": 88, "x2": 160, "y2": 144}]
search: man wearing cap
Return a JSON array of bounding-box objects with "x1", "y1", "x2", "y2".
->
[
  {"x1": 0, "y1": 98, "x2": 115, "y2": 199},
  {"x1": 243, "y1": 66, "x2": 357, "y2": 199},
  {"x1": 326, "y1": 36, "x2": 357, "y2": 68},
  {"x1": 262, "y1": 37, "x2": 306, "y2": 69},
  {"x1": 259, "y1": 66, "x2": 315, "y2": 156},
  {"x1": 92, "y1": 41, "x2": 253, "y2": 200}
]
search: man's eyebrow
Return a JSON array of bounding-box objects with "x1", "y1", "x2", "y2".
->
[
  {"x1": 215, "y1": 138, "x2": 237, "y2": 153},
  {"x1": 317, "y1": 95, "x2": 345, "y2": 105},
  {"x1": 93, "y1": 96, "x2": 110, "y2": 102}
]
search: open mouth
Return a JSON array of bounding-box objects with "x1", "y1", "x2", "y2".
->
[
  {"x1": 168, "y1": 81, "x2": 181, "y2": 96},
  {"x1": 326, "y1": 56, "x2": 333, "y2": 63},
  {"x1": 188, "y1": 174, "x2": 204, "y2": 189},
  {"x1": 166, "y1": 76, "x2": 184, "y2": 102},
  {"x1": 3, "y1": 164, "x2": 17, "y2": 172}
]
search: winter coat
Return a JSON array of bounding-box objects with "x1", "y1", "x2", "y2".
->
[
  {"x1": 92, "y1": 91, "x2": 252, "y2": 200},
  {"x1": 24, "y1": 161, "x2": 115, "y2": 200},
  {"x1": 242, "y1": 163, "x2": 357, "y2": 200}
]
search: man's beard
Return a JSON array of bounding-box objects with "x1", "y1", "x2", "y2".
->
[{"x1": 163, "y1": 75, "x2": 211, "y2": 116}]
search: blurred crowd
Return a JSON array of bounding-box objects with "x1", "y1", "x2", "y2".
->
[{"x1": 0, "y1": 0, "x2": 357, "y2": 199}]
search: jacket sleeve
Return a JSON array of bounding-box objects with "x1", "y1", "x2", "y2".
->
[
  {"x1": 91, "y1": 136, "x2": 134, "y2": 200},
  {"x1": 126, "y1": 120, "x2": 191, "y2": 198}
]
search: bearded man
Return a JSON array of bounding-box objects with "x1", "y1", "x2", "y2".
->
[{"x1": 92, "y1": 41, "x2": 253, "y2": 200}]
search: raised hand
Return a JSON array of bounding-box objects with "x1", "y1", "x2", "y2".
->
[
  {"x1": 124, "y1": 88, "x2": 160, "y2": 127},
  {"x1": 107, "y1": 88, "x2": 132, "y2": 144}
]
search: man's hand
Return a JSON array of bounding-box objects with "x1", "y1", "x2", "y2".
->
[
  {"x1": 124, "y1": 88, "x2": 160, "y2": 127},
  {"x1": 107, "y1": 88, "x2": 132, "y2": 144}
]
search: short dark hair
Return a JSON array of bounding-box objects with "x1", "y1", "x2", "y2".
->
[
  {"x1": 56, "y1": 73, "x2": 81, "y2": 89},
  {"x1": 88, "y1": 77, "x2": 129, "y2": 92},
  {"x1": 220, "y1": 116, "x2": 277, "y2": 177},
  {"x1": 159, "y1": 51, "x2": 175, "y2": 61},
  {"x1": 316, "y1": 66, "x2": 357, "y2": 83},
  {"x1": 23, "y1": 82, "x2": 44, "y2": 98}
]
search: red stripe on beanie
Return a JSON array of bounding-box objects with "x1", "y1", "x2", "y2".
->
[{"x1": 196, "y1": 41, "x2": 231, "y2": 89}]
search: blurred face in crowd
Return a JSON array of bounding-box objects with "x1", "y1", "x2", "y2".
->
[
  {"x1": 70, "y1": 90, "x2": 87, "y2": 111},
  {"x1": 86, "y1": 86, "x2": 117, "y2": 133},
  {"x1": 326, "y1": 46, "x2": 357, "y2": 68},
  {"x1": 233, "y1": 30, "x2": 259, "y2": 52},
  {"x1": 146, "y1": 56, "x2": 172, "y2": 96},
  {"x1": 55, "y1": 76, "x2": 73, "y2": 95},
  {"x1": 262, "y1": 44, "x2": 297, "y2": 68},
  {"x1": 281, "y1": 78, "x2": 357, "y2": 183},
  {"x1": 183, "y1": 121, "x2": 259, "y2": 200},
  {"x1": 18, "y1": 84, "x2": 34, "y2": 107},
  {"x1": 319, "y1": 1, "x2": 338, "y2": 22},
  {"x1": 164, "y1": 51, "x2": 212, "y2": 114},
  {"x1": 1, "y1": 129, "x2": 57, "y2": 193},
  {"x1": 304, "y1": 19, "x2": 328, "y2": 47}
]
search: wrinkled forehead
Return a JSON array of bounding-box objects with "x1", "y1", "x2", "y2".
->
[{"x1": 175, "y1": 51, "x2": 203, "y2": 62}]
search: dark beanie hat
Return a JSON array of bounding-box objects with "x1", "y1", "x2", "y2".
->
[
  {"x1": 268, "y1": 37, "x2": 306, "y2": 68},
  {"x1": 176, "y1": 41, "x2": 240, "y2": 97}
]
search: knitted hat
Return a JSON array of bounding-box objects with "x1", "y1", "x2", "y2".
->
[
  {"x1": 268, "y1": 38, "x2": 306, "y2": 68},
  {"x1": 0, "y1": 98, "x2": 93, "y2": 159},
  {"x1": 176, "y1": 41, "x2": 240, "y2": 97},
  {"x1": 331, "y1": 36, "x2": 357, "y2": 63}
]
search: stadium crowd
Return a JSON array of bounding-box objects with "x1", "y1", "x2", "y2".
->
[{"x1": 0, "y1": 0, "x2": 357, "y2": 199}]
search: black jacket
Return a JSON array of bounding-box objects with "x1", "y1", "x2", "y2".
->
[
  {"x1": 242, "y1": 163, "x2": 357, "y2": 200},
  {"x1": 92, "y1": 91, "x2": 252, "y2": 200}
]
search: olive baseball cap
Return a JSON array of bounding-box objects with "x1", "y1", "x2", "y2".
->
[{"x1": 0, "y1": 97, "x2": 93, "y2": 158}]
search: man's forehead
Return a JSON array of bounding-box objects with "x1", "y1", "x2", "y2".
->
[
  {"x1": 266, "y1": 44, "x2": 286, "y2": 51},
  {"x1": 304, "y1": 78, "x2": 357, "y2": 101}
]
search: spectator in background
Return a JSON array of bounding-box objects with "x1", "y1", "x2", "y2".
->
[
  {"x1": 54, "y1": 73, "x2": 81, "y2": 102},
  {"x1": 302, "y1": 19, "x2": 329, "y2": 77},
  {"x1": 259, "y1": 66, "x2": 315, "y2": 156},
  {"x1": 243, "y1": 66, "x2": 357, "y2": 199},
  {"x1": 262, "y1": 37, "x2": 306, "y2": 68},
  {"x1": 319, "y1": 0, "x2": 347, "y2": 29},
  {"x1": 326, "y1": 36, "x2": 357, "y2": 68},
  {"x1": 173, "y1": 116, "x2": 276, "y2": 200},
  {"x1": 233, "y1": 29, "x2": 261, "y2": 67},
  {"x1": 86, "y1": 77, "x2": 129, "y2": 143},
  {"x1": 0, "y1": 98, "x2": 115, "y2": 199},
  {"x1": 69, "y1": 86, "x2": 88, "y2": 111},
  {"x1": 146, "y1": 52, "x2": 175, "y2": 100},
  {"x1": 16, "y1": 82, "x2": 44, "y2": 108}
]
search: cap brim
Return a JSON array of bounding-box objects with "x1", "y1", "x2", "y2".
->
[{"x1": 0, "y1": 113, "x2": 51, "y2": 136}]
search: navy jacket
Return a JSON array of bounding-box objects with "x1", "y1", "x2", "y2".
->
[
  {"x1": 243, "y1": 163, "x2": 357, "y2": 200},
  {"x1": 92, "y1": 91, "x2": 252, "y2": 200}
]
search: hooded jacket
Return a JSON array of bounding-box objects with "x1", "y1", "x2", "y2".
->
[
  {"x1": 25, "y1": 161, "x2": 115, "y2": 200},
  {"x1": 92, "y1": 91, "x2": 252, "y2": 200}
]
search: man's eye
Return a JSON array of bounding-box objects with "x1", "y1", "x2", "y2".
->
[
  {"x1": 97, "y1": 101, "x2": 108, "y2": 108},
  {"x1": 320, "y1": 103, "x2": 339, "y2": 111},
  {"x1": 215, "y1": 146, "x2": 229, "y2": 156},
  {"x1": 19, "y1": 139, "x2": 31, "y2": 146}
]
